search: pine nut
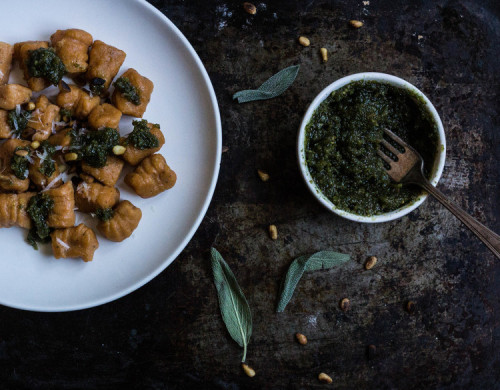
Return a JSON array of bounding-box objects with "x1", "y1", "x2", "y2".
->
[
  {"x1": 318, "y1": 372, "x2": 332, "y2": 384},
  {"x1": 340, "y1": 298, "x2": 350, "y2": 311},
  {"x1": 320, "y1": 47, "x2": 328, "y2": 62},
  {"x1": 15, "y1": 149, "x2": 29, "y2": 157},
  {"x1": 350, "y1": 20, "x2": 363, "y2": 28},
  {"x1": 241, "y1": 363, "x2": 256, "y2": 377},
  {"x1": 27, "y1": 102, "x2": 36, "y2": 111},
  {"x1": 243, "y1": 2, "x2": 256, "y2": 15},
  {"x1": 295, "y1": 333, "x2": 307, "y2": 345},
  {"x1": 64, "y1": 152, "x2": 78, "y2": 161},
  {"x1": 298, "y1": 36, "x2": 310, "y2": 47},
  {"x1": 365, "y1": 256, "x2": 377, "y2": 270},
  {"x1": 269, "y1": 224, "x2": 278, "y2": 240},
  {"x1": 112, "y1": 145, "x2": 126, "y2": 155},
  {"x1": 31, "y1": 141, "x2": 40, "y2": 149},
  {"x1": 257, "y1": 169, "x2": 270, "y2": 182}
]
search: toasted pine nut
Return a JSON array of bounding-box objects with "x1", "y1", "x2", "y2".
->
[
  {"x1": 64, "y1": 152, "x2": 78, "y2": 161},
  {"x1": 243, "y1": 2, "x2": 256, "y2": 15},
  {"x1": 295, "y1": 333, "x2": 307, "y2": 345},
  {"x1": 365, "y1": 256, "x2": 377, "y2": 270},
  {"x1": 257, "y1": 169, "x2": 270, "y2": 182},
  {"x1": 241, "y1": 363, "x2": 256, "y2": 377},
  {"x1": 15, "y1": 149, "x2": 29, "y2": 157},
  {"x1": 320, "y1": 47, "x2": 328, "y2": 62},
  {"x1": 27, "y1": 102, "x2": 36, "y2": 111},
  {"x1": 112, "y1": 145, "x2": 126, "y2": 155},
  {"x1": 298, "y1": 36, "x2": 310, "y2": 47},
  {"x1": 31, "y1": 141, "x2": 40, "y2": 149},
  {"x1": 318, "y1": 372, "x2": 333, "y2": 384},
  {"x1": 340, "y1": 298, "x2": 350, "y2": 311},
  {"x1": 269, "y1": 224, "x2": 278, "y2": 240},
  {"x1": 350, "y1": 20, "x2": 363, "y2": 28}
]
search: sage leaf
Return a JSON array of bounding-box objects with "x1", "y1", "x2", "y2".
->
[
  {"x1": 211, "y1": 247, "x2": 252, "y2": 362},
  {"x1": 233, "y1": 65, "x2": 300, "y2": 103},
  {"x1": 276, "y1": 251, "x2": 350, "y2": 312}
]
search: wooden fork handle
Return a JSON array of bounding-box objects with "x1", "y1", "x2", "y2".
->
[{"x1": 421, "y1": 180, "x2": 500, "y2": 259}]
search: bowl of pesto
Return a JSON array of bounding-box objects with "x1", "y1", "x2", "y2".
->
[{"x1": 298, "y1": 73, "x2": 446, "y2": 223}]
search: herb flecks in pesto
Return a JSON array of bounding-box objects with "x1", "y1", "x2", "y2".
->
[
  {"x1": 89, "y1": 77, "x2": 105, "y2": 95},
  {"x1": 26, "y1": 193, "x2": 54, "y2": 250},
  {"x1": 71, "y1": 127, "x2": 119, "y2": 168},
  {"x1": 127, "y1": 120, "x2": 159, "y2": 150},
  {"x1": 8, "y1": 109, "x2": 31, "y2": 137},
  {"x1": 38, "y1": 141, "x2": 56, "y2": 177},
  {"x1": 27, "y1": 48, "x2": 66, "y2": 86},
  {"x1": 10, "y1": 147, "x2": 30, "y2": 180},
  {"x1": 95, "y1": 207, "x2": 114, "y2": 221},
  {"x1": 114, "y1": 77, "x2": 140, "y2": 105},
  {"x1": 305, "y1": 81, "x2": 439, "y2": 216}
]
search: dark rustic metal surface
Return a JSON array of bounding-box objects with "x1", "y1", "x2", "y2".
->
[{"x1": 1, "y1": 1, "x2": 499, "y2": 389}]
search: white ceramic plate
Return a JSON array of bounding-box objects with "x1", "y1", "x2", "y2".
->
[{"x1": 0, "y1": 0, "x2": 221, "y2": 311}]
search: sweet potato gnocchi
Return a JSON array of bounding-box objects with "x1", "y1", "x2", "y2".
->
[{"x1": 0, "y1": 29, "x2": 176, "y2": 262}]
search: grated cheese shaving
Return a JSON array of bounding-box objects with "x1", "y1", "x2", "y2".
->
[
  {"x1": 15, "y1": 104, "x2": 21, "y2": 115},
  {"x1": 56, "y1": 237, "x2": 70, "y2": 250}
]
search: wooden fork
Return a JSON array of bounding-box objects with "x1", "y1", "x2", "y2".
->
[{"x1": 378, "y1": 128, "x2": 500, "y2": 259}]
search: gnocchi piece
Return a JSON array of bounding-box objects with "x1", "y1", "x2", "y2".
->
[
  {"x1": 0, "y1": 192, "x2": 35, "y2": 228},
  {"x1": 13, "y1": 41, "x2": 50, "y2": 91},
  {"x1": 75, "y1": 181, "x2": 120, "y2": 213},
  {"x1": 125, "y1": 154, "x2": 176, "y2": 198},
  {"x1": 0, "y1": 84, "x2": 32, "y2": 110},
  {"x1": 88, "y1": 103, "x2": 122, "y2": 130},
  {"x1": 27, "y1": 95, "x2": 60, "y2": 141},
  {"x1": 122, "y1": 124, "x2": 165, "y2": 166},
  {"x1": 0, "y1": 138, "x2": 30, "y2": 192},
  {"x1": 81, "y1": 155, "x2": 124, "y2": 186},
  {"x1": 51, "y1": 223, "x2": 99, "y2": 262},
  {"x1": 45, "y1": 181, "x2": 75, "y2": 228},
  {"x1": 47, "y1": 128, "x2": 72, "y2": 149},
  {"x1": 86, "y1": 40, "x2": 126, "y2": 94},
  {"x1": 28, "y1": 155, "x2": 61, "y2": 190},
  {"x1": 50, "y1": 29, "x2": 93, "y2": 75},
  {"x1": 0, "y1": 42, "x2": 14, "y2": 85},
  {"x1": 0, "y1": 109, "x2": 12, "y2": 139},
  {"x1": 56, "y1": 84, "x2": 100, "y2": 120},
  {"x1": 112, "y1": 68, "x2": 154, "y2": 118},
  {"x1": 97, "y1": 200, "x2": 142, "y2": 242}
]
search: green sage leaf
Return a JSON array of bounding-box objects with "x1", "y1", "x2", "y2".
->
[
  {"x1": 233, "y1": 65, "x2": 300, "y2": 103},
  {"x1": 276, "y1": 250, "x2": 350, "y2": 312},
  {"x1": 211, "y1": 247, "x2": 252, "y2": 362}
]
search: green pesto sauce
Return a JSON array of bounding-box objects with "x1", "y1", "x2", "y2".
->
[
  {"x1": 27, "y1": 48, "x2": 66, "y2": 86},
  {"x1": 10, "y1": 147, "x2": 30, "y2": 180},
  {"x1": 26, "y1": 193, "x2": 54, "y2": 250},
  {"x1": 127, "y1": 120, "x2": 159, "y2": 150},
  {"x1": 95, "y1": 207, "x2": 114, "y2": 221},
  {"x1": 70, "y1": 127, "x2": 120, "y2": 168},
  {"x1": 305, "y1": 81, "x2": 439, "y2": 216},
  {"x1": 114, "y1": 77, "x2": 141, "y2": 105},
  {"x1": 7, "y1": 109, "x2": 31, "y2": 137},
  {"x1": 38, "y1": 141, "x2": 56, "y2": 177}
]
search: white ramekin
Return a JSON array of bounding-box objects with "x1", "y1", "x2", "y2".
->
[{"x1": 297, "y1": 72, "x2": 446, "y2": 223}]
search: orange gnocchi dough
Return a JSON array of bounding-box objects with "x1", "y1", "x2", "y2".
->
[
  {"x1": 0, "y1": 42, "x2": 14, "y2": 85},
  {"x1": 86, "y1": 40, "x2": 126, "y2": 94},
  {"x1": 0, "y1": 138, "x2": 30, "y2": 192},
  {"x1": 97, "y1": 200, "x2": 142, "y2": 242},
  {"x1": 112, "y1": 68, "x2": 154, "y2": 118},
  {"x1": 121, "y1": 124, "x2": 165, "y2": 166},
  {"x1": 56, "y1": 84, "x2": 100, "y2": 120},
  {"x1": 51, "y1": 224, "x2": 99, "y2": 262},
  {"x1": 81, "y1": 156, "x2": 124, "y2": 186},
  {"x1": 13, "y1": 40, "x2": 50, "y2": 91},
  {"x1": 75, "y1": 181, "x2": 120, "y2": 213},
  {"x1": 50, "y1": 29, "x2": 93, "y2": 75},
  {"x1": 0, "y1": 84, "x2": 32, "y2": 110},
  {"x1": 45, "y1": 181, "x2": 75, "y2": 228},
  {"x1": 125, "y1": 154, "x2": 176, "y2": 198},
  {"x1": 27, "y1": 95, "x2": 60, "y2": 142},
  {"x1": 0, "y1": 192, "x2": 35, "y2": 228}
]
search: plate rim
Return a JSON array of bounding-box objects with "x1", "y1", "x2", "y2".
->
[{"x1": 0, "y1": 0, "x2": 222, "y2": 312}]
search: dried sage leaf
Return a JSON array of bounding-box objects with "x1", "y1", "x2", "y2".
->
[
  {"x1": 233, "y1": 65, "x2": 300, "y2": 103},
  {"x1": 276, "y1": 251, "x2": 350, "y2": 312},
  {"x1": 211, "y1": 248, "x2": 252, "y2": 362}
]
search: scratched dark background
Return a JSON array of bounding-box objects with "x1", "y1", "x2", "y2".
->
[{"x1": 1, "y1": 0, "x2": 499, "y2": 389}]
